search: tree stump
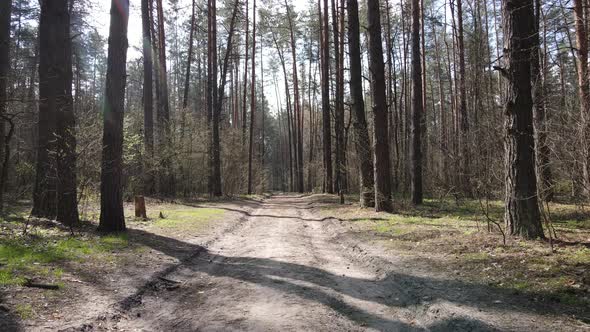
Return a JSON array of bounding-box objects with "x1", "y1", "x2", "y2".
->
[{"x1": 134, "y1": 196, "x2": 147, "y2": 219}]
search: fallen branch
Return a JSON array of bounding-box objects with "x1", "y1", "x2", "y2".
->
[
  {"x1": 24, "y1": 280, "x2": 59, "y2": 290},
  {"x1": 157, "y1": 276, "x2": 180, "y2": 284}
]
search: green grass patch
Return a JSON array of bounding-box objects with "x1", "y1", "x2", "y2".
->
[
  {"x1": 15, "y1": 304, "x2": 34, "y2": 320},
  {"x1": 0, "y1": 233, "x2": 130, "y2": 286},
  {"x1": 154, "y1": 208, "x2": 225, "y2": 230},
  {"x1": 462, "y1": 252, "x2": 490, "y2": 262}
]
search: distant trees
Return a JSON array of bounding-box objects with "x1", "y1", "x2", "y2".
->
[
  {"x1": 98, "y1": 0, "x2": 129, "y2": 233},
  {"x1": 15, "y1": 0, "x2": 590, "y2": 241}
]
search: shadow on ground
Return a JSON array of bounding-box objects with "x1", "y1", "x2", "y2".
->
[{"x1": 116, "y1": 223, "x2": 587, "y2": 331}]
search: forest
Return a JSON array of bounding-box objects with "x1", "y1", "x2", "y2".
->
[{"x1": 0, "y1": 0, "x2": 589, "y2": 330}]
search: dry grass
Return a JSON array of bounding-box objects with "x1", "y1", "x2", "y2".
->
[{"x1": 312, "y1": 195, "x2": 590, "y2": 308}]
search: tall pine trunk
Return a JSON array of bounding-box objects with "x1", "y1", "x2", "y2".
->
[
  {"x1": 367, "y1": 0, "x2": 393, "y2": 211},
  {"x1": 457, "y1": 0, "x2": 470, "y2": 196},
  {"x1": 247, "y1": 0, "x2": 257, "y2": 194},
  {"x1": 156, "y1": 0, "x2": 173, "y2": 195},
  {"x1": 0, "y1": 0, "x2": 11, "y2": 212},
  {"x1": 347, "y1": 0, "x2": 374, "y2": 207},
  {"x1": 33, "y1": 0, "x2": 59, "y2": 219},
  {"x1": 286, "y1": 2, "x2": 304, "y2": 193},
  {"x1": 332, "y1": 0, "x2": 344, "y2": 194},
  {"x1": 242, "y1": 0, "x2": 250, "y2": 142},
  {"x1": 321, "y1": 0, "x2": 333, "y2": 193},
  {"x1": 573, "y1": 0, "x2": 590, "y2": 197},
  {"x1": 209, "y1": 0, "x2": 222, "y2": 196},
  {"x1": 532, "y1": 0, "x2": 553, "y2": 201},
  {"x1": 54, "y1": 0, "x2": 79, "y2": 225},
  {"x1": 500, "y1": 0, "x2": 544, "y2": 239},
  {"x1": 99, "y1": 0, "x2": 130, "y2": 233},
  {"x1": 410, "y1": 0, "x2": 423, "y2": 205},
  {"x1": 141, "y1": 0, "x2": 155, "y2": 194},
  {"x1": 212, "y1": 0, "x2": 240, "y2": 196},
  {"x1": 183, "y1": 0, "x2": 196, "y2": 110}
]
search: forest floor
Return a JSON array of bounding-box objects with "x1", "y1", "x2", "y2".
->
[{"x1": 0, "y1": 194, "x2": 589, "y2": 331}]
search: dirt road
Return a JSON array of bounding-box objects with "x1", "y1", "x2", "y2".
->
[{"x1": 69, "y1": 195, "x2": 586, "y2": 331}]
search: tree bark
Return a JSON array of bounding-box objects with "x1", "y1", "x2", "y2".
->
[
  {"x1": 99, "y1": 0, "x2": 130, "y2": 233},
  {"x1": 156, "y1": 0, "x2": 173, "y2": 195},
  {"x1": 367, "y1": 0, "x2": 393, "y2": 211},
  {"x1": 247, "y1": 0, "x2": 257, "y2": 194},
  {"x1": 500, "y1": 0, "x2": 544, "y2": 239},
  {"x1": 183, "y1": 0, "x2": 196, "y2": 110},
  {"x1": 532, "y1": 0, "x2": 553, "y2": 201},
  {"x1": 285, "y1": 2, "x2": 304, "y2": 193},
  {"x1": 332, "y1": 0, "x2": 344, "y2": 194},
  {"x1": 0, "y1": 0, "x2": 11, "y2": 212},
  {"x1": 347, "y1": 0, "x2": 375, "y2": 207},
  {"x1": 242, "y1": 0, "x2": 250, "y2": 142},
  {"x1": 457, "y1": 0, "x2": 470, "y2": 196},
  {"x1": 142, "y1": 0, "x2": 155, "y2": 194},
  {"x1": 212, "y1": 0, "x2": 241, "y2": 196},
  {"x1": 410, "y1": 0, "x2": 423, "y2": 205},
  {"x1": 32, "y1": 0, "x2": 59, "y2": 219},
  {"x1": 321, "y1": 0, "x2": 333, "y2": 194},
  {"x1": 573, "y1": 0, "x2": 590, "y2": 197},
  {"x1": 53, "y1": 0, "x2": 79, "y2": 226}
]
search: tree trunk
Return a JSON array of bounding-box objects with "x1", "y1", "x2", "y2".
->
[
  {"x1": 212, "y1": 0, "x2": 241, "y2": 196},
  {"x1": 141, "y1": 0, "x2": 155, "y2": 194},
  {"x1": 156, "y1": 0, "x2": 173, "y2": 195},
  {"x1": 285, "y1": 2, "x2": 304, "y2": 193},
  {"x1": 500, "y1": 0, "x2": 544, "y2": 239},
  {"x1": 457, "y1": 0, "x2": 470, "y2": 196},
  {"x1": 347, "y1": 0, "x2": 374, "y2": 207},
  {"x1": 0, "y1": 0, "x2": 12, "y2": 212},
  {"x1": 134, "y1": 196, "x2": 147, "y2": 219},
  {"x1": 331, "y1": 0, "x2": 344, "y2": 194},
  {"x1": 53, "y1": 0, "x2": 79, "y2": 226},
  {"x1": 242, "y1": 0, "x2": 250, "y2": 143},
  {"x1": 532, "y1": 0, "x2": 553, "y2": 201},
  {"x1": 32, "y1": 0, "x2": 59, "y2": 219},
  {"x1": 321, "y1": 0, "x2": 333, "y2": 194},
  {"x1": 410, "y1": 0, "x2": 423, "y2": 205},
  {"x1": 247, "y1": 0, "x2": 257, "y2": 194},
  {"x1": 99, "y1": 0, "x2": 130, "y2": 233},
  {"x1": 573, "y1": 0, "x2": 590, "y2": 197},
  {"x1": 367, "y1": 0, "x2": 393, "y2": 211},
  {"x1": 273, "y1": 34, "x2": 294, "y2": 192},
  {"x1": 183, "y1": 0, "x2": 196, "y2": 110}
]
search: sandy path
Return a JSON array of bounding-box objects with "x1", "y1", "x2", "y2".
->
[{"x1": 79, "y1": 195, "x2": 587, "y2": 332}]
